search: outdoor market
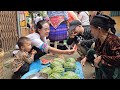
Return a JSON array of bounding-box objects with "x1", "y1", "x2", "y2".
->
[{"x1": 0, "y1": 11, "x2": 120, "y2": 79}]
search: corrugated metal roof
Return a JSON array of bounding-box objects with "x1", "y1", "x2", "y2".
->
[{"x1": 110, "y1": 11, "x2": 120, "y2": 16}]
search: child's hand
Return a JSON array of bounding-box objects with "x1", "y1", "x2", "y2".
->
[
  {"x1": 23, "y1": 52, "x2": 28, "y2": 57},
  {"x1": 31, "y1": 49, "x2": 37, "y2": 55}
]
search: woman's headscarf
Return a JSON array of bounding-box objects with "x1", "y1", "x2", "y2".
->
[{"x1": 90, "y1": 14, "x2": 116, "y2": 34}]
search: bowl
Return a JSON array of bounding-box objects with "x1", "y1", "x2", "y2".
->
[{"x1": 26, "y1": 72, "x2": 48, "y2": 79}]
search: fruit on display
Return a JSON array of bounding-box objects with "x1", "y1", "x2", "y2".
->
[
  {"x1": 66, "y1": 58, "x2": 76, "y2": 63},
  {"x1": 62, "y1": 71, "x2": 80, "y2": 79},
  {"x1": 48, "y1": 73, "x2": 61, "y2": 79},
  {"x1": 64, "y1": 62, "x2": 76, "y2": 72},
  {"x1": 41, "y1": 59, "x2": 54, "y2": 64},
  {"x1": 50, "y1": 61, "x2": 63, "y2": 69},
  {"x1": 60, "y1": 75, "x2": 71, "y2": 79},
  {"x1": 52, "y1": 66, "x2": 64, "y2": 74},
  {"x1": 54, "y1": 58, "x2": 65, "y2": 65},
  {"x1": 41, "y1": 57, "x2": 80, "y2": 79},
  {"x1": 40, "y1": 67, "x2": 52, "y2": 75}
]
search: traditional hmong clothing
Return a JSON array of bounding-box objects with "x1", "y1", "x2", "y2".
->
[
  {"x1": 94, "y1": 33, "x2": 120, "y2": 79},
  {"x1": 47, "y1": 11, "x2": 69, "y2": 41}
]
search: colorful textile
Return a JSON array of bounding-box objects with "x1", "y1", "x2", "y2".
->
[{"x1": 48, "y1": 22, "x2": 68, "y2": 41}]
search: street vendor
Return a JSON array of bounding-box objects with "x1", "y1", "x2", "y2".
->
[
  {"x1": 81, "y1": 14, "x2": 120, "y2": 79},
  {"x1": 26, "y1": 20, "x2": 76, "y2": 60}
]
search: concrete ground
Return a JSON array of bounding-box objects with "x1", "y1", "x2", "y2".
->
[{"x1": 3, "y1": 52, "x2": 95, "y2": 79}]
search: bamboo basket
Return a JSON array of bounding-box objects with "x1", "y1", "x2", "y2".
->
[{"x1": 0, "y1": 48, "x2": 4, "y2": 79}]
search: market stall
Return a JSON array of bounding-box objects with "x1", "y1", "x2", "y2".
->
[{"x1": 21, "y1": 58, "x2": 84, "y2": 79}]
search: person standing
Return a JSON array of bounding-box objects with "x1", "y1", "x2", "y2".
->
[
  {"x1": 77, "y1": 11, "x2": 90, "y2": 34},
  {"x1": 47, "y1": 11, "x2": 69, "y2": 42},
  {"x1": 67, "y1": 11, "x2": 79, "y2": 23},
  {"x1": 35, "y1": 13, "x2": 43, "y2": 26},
  {"x1": 47, "y1": 11, "x2": 69, "y2": 52},
  {"x1": 90, "y1": 11, "x2": 103, "y2": 21}
]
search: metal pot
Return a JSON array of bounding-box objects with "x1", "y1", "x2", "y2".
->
[{"x1": 26, "y1": 72, "x2": 48, "y2": 79}]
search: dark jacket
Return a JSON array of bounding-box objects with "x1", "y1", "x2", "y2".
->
[{"x1": 67, "y1": 29, "x2": 96, "y2": 50}]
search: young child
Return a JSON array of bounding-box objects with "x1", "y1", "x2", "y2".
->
[{"x1": 12, "y1": 37, "x2": 37, "y2": 79}]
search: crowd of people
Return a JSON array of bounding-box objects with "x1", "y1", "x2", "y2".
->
[{"x1": 12, "y1": 11, "x2": 120, "y2": 79}]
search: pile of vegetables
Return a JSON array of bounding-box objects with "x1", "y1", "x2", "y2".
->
[{"x1": 40, "y1": 57, "x2": 80, "y2": 79}]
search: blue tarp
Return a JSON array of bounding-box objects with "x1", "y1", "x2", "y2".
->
[{"x1": 21, "y1": 59, "x2": 84, "y2": 79}]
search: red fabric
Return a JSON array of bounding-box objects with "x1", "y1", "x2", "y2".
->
[
  {"x1": 49, "y1": 16, "x2": 64, "y2": 29},
  {"x1": 68, "y1": 11, "x2": 78, "y2": 23}
]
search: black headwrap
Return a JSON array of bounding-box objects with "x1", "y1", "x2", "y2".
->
[{"x1": 90, "y1": 14, "x2": 116, "y2": 34}]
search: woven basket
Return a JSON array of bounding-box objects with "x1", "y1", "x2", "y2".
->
[{"x1": 0, "y1": 48, "x2": 4, "y2": 79}]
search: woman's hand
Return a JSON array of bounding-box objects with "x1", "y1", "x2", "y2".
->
[
  {"x1": 66, "y1": 44, "x2": 77, "y2": 55},
  {"x1": 94, "y1": 56, "x2": 101, "y2": 68},
  {"x1": 73, "y1": 44, "x2": 77, "y2": 51},
  {"x1": 94, "y1": 56, "x2": 101, "y2": 64},
  {"x1": 81, "y1": 57, "x2": 87, "y2": 66},
  {"x1": 66, "y1": 49, "x2": 75, "y2": 55}
]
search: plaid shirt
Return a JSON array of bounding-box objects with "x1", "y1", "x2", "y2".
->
[{"x1": 12, "y1": 51, "x2": 34, "y2": 72}]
